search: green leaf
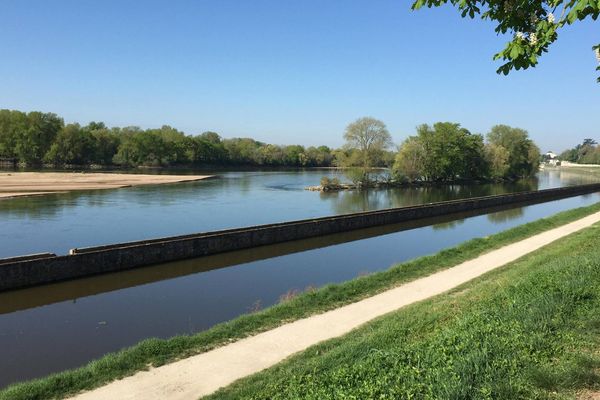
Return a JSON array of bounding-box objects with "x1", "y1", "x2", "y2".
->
[
  {"x1": 509, "y1": 44, "x2": 523, "y2": 59},
  {"x1": 411, "y1": 0, "x2": 426, "y2": 10}
]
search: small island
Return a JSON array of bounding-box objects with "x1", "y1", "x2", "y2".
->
[{"x1": 307, "y1": 119, "x2": 540, "y2": 192}]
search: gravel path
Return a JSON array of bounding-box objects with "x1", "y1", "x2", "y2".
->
[{"x1": 69, "y1": 210, "x2": 600, "y2": 400}]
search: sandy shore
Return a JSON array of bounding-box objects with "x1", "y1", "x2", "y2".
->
[
  {"x1": 68, "y1": 211, "x2": 600, "y2": 400},
  {"x1": 0, "y1": 172, "x2": 213, "y2": 199}
]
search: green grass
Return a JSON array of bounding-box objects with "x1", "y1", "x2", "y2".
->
[
  {"x1": 207, "y1": 222, "x2": 600, "y2": 399},
  {"x1": 2, "y1": 202, "x2": 600, "y2": 400}
]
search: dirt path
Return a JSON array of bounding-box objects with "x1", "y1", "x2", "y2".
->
[
  {"x1": 69, "y1": 210, "x2": 600, "y2": 400},
  {"x1": 0, "y1": 172, "x2": 213, "y2": 199}
]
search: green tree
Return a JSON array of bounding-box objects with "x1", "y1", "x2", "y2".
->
[
  {"x1": 416, "y1": 122, "x2": 487, "y2": 181},
  {"x1": 199, "y1": 131, "x2": 222, "y2": 144},
  {"x1": 257, "y1": 144, "x2": 284, "y2": 165},
  {"x1": 559, "y1": 147, "x2": 579, "y2": 162},
  {"x1": 282, "y1": 145, "x2": 306, "y2": 166},
  {"x1": 487, "y1": 125, "x2": 540, "y2": 178},
  {"x1": 90, "y1": 128, "x2": 120, "y2": 165},
  {"x1": 305, "y1": 146, "x2": 333, "y2": 167},
  {"x1": 45, "y1": 124, "x2": 96, "y2": 165},
  {"x1": 393, "y1": 136, "x2": 426, "y2": 181},
  {"x1": 559, "y1": 139, "x2": 598, "y2": 163},
  {"x1": 412, "y1": 0, "x2": 600, "y2": 81},
  {"x1": 155, "y1": 125, "x2": 189, "y2": 165},
  {"x1": 332, "y1": 148, "x2": 362, "y2": 168},
  {"x1": 343, "y1": 117, "x2": 393, "y2": 170},
  {"x1": 0, "y1": 109, "x2": 27, "y2": 158},
  {"x1": 15, "y1": 112, "x2": 63, "y2": 164},
  {"x1": 222, "y1": 138, "x2": 263, "y2": 164},
  {"x1": 485, "y1": 142, "x2": 510, "y2": 178}
]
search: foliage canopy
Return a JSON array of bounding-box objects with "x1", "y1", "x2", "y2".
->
[{"x1": 393, "y1": 123, "x2": 540, "y2": 181}]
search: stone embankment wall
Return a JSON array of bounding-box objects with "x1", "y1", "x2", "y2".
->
[{"x1": 2, "y1": 183, "x2": 600, "y2": 292}]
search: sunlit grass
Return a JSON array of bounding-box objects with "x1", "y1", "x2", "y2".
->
[{"x1": 208, "y1": 225, "x2": 600, "y2": 399}]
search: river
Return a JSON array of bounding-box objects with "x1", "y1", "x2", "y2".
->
[{"x1": 0, "y1": 167, "x2": 599, "y2": 387}]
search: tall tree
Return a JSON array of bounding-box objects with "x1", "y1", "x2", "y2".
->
[
  {"x1": 485, "y1": 142, "x2": 510, "y2": 179},
  {"x1": 413, "y1": 122, "x2": 486, "y2": 181},
  {"x1": 0, "y1": 109, "x2": 27, "y2": 158},
  {"x1": 45, "y1": 124, "x2": 96, "y2": 165},
  {"x1": 487, "y1": 125, "x2": 540, "y2": 178},
  {"x1": 343, "y1": 117, "x2": 393, "y2": 170},
  {"x1": 14, "y1": 112, "x2": 63, "y2": 164},
  {"x1": 393, "y1": 136, "x2": 427, "y2": 181}
]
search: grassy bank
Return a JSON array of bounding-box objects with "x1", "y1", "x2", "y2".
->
[
  {"x1": 208, "y1": 220, "x2": 600, "y2": 399},
  {"x1": 2, "y1": 202, "x2": 600, "y2": 400}
]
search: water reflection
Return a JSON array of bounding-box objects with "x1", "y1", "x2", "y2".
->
[
  {"x1": 1, "y1": 167, "x2": 600, "y2": 387},
  {"x1": 0, "y1": 171, "x2": 543, "y2": 258},
  {"x1": 328, "y1": 179, "x2": 539, "y2": 215},
  {"x1": 539, "y1": 166, "x2": 600, "y2": 186},
  {"x1": 487, "y1": 207, "x2": 524, "y2": 223},
  {"x1": 432, "y1": 219, "x2": 465, "y2": 230},
  {"x1": 0, "y1": 170, "x2": 596, "y2": 259}
]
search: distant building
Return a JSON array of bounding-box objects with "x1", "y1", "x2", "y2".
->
[{"x1": 543, "y1": 151, "x2": 561, "y2": 166}]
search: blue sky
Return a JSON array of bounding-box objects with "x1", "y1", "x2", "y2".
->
[{"x1": 1, "y1": 0, "x2": 598, "y2": 152}]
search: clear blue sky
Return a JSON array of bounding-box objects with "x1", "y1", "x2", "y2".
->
[{"x1": 1, "y1": 0, "x2": 598, "y2": 152}]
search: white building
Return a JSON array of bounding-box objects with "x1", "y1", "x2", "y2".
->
[{"x1": 544, "y1": 151, "x2": 561, "y2": 166}]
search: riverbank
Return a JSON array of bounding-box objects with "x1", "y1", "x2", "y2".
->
[
  {"x1": 2, "y1": 202, "x2": 600, "y2": 399},
  {"x1": 0, "y1": 172, "x2": 213, "y2": 199},
  {"x1": 66, "y1": 209, "x2": 600, "y2": 400},
  {"x1": 207, "y1": 214, "x2": 600, "y2": 399}
]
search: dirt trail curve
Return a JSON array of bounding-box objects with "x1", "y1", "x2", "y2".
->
[{"x1": 69, "y1": 210, "x2": 600, "y2": 400}]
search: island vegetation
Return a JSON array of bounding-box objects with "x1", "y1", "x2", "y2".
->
[{"x1": 317, "y1": 118, "x2": 541, "y2": 190}]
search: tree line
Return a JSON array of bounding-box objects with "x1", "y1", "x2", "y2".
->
[
  {"x1": 0, "y1": 110, "x2": 337, "y2": 168},
  {"x1": 0, "y1": 110, "x2": 541, "y2": 184},
  {"x1": 559, "y1": 139, "x2": 600, "y2": 164}
]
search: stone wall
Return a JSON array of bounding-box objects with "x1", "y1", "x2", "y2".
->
[{"x1": 2, "y1": 183, "x2": 600, "y2": 292}]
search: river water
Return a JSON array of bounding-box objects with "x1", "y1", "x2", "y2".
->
[{"x1": 0, "y1": 168, "x2": 599, "y2": 387}]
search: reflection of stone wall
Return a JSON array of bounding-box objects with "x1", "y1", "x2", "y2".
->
[{"x1": 2, "y1": 183, "x2": 600, "y2": 292}]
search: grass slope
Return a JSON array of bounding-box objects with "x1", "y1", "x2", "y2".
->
[
  {"x1": 208, "y1": 224, "x2": 600, "y2": 399},
  {"x1": 2, "y1": 202, "x2": 600, "y2": 400}
]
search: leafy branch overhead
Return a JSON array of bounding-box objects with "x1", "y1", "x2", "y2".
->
[{"x1": 412, "y1": 0, "x2": 600, "y2": 82}]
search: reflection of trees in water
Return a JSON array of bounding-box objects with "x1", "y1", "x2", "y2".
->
[
  {"x1": 329, "y1": 190, "x2": 389, "y2": 214},
  {"x1": 538, "y1": 168, "x2": 600, "y2": 187},
  {"x1": 487, "y1": 207, "x2": 524, "y2": 223},
  {"x1": 432, "y1": 219, "x2": 465, "y2": 230},
  {"x1": 557, "y1": 169, "x2": 600, "y2": 185},
  {"x1": 0, "y1": 181, "x2": 214, "y2": 219},
  {"x1": 328, "y1": 179, "x2": 539, "y2": 215},
  {"x1": 0, "y1": 193, "x2": 77, "y2": 219}
]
